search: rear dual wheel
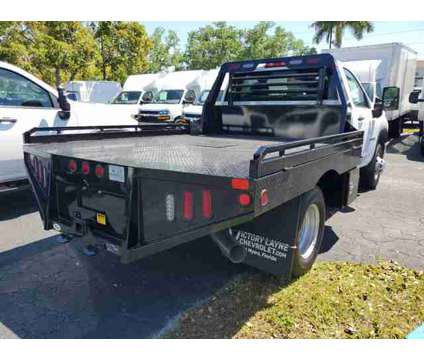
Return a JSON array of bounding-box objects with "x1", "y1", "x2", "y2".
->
[{"x1": 292, "y1": 187, "x2": 326, "y2": 278}]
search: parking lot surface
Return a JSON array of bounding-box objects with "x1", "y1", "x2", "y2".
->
[{"x1": 0, "y1": 134, "x2": 423, "y2": 338}]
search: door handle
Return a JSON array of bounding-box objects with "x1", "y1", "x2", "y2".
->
[
  {"x1": 0, "y1": 117, "x2": 17, "y2": 124},
  {"x1": 358, "y1": 116, "x2": 365, "y2": 121}
]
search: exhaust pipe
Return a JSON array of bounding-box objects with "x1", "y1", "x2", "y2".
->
[{"x1": 212, "y1": 231, "x2": 247, "y2": 264}]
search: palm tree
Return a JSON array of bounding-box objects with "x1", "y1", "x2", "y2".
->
[{"x1": 311, "y1": 21, "x2": 374, "y2": 48}]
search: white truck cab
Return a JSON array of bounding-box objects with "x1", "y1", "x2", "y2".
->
[
  {"x1": 136, "y1": 70, "x2": 205, "y2": 123},
  {"x1": 339, "y1": 60, "x2": 388, "y2": 186},
  {"x1": 0, "y1": 61, "x2": 136, "y2": 189}
]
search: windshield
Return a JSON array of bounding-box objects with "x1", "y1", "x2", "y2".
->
[
  {"x1": 196, "y1": 90, "x2": 224, "y2": 105},
  {"x1": 154, "y1": 90, "x2": 184, "y2": 104},
  {"x1": 112, "y1": 91, "x2": 141, "y2": 104}
]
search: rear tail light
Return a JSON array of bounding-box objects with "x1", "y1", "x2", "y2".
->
[
  {"x1": 239, "y1": 193, "x2": 251, "y2": 206},
  {"x1": 231, "y1": 178, "x2": 249, "y2": 190},
  {"x1": 183, "y1": 191, "x2": 193, "y2": 220},
  {"x1": 260, "y1": 189, "x2": 269, "y2": 207},
  {"x1": 68, "y1": 159, "x2": 77, "y2": 173},
  {"x1": 81, "y1": 161, "x2": 90, "y2": 175},
  {"x1": 202, "y1": 190, "x2": 212, "y2": 219},
  {"x1": 166, "y1": 194, "x2": 175, "y2": 222},
  {"x1": 95, "y1": 164, "x2": 105, "y2": 178}
]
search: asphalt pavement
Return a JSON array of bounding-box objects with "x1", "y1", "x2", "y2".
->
[{"x1": 0, "y1": 134, "x2": 423, "y2": 338}]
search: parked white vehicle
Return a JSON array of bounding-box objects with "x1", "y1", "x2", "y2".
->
[
  {"x1": 112, "y1": 73, "x2": 162, "y2": 107},
  {"x1": 0, "y1": 61, "x2": 136, "y2": 189},
  {"x1": 135, "y1": 70, "x2": 205, "y2": 123},
  {"x1": 65, "y1": 81, "x2": 121, "y2": 103},
  {"x1": 325, "y1": 43, "x2": 417, "y2": 138},
  {"x1": 182, "y1": 69, "x2": 220, "y2": 123}
]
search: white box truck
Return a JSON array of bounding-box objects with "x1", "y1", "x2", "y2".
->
[
  {"x1": 135, "y1": 70, "x2": 205, "y2": 123},
  {"x1": 111, "y1": 73, "x2": 164, "y2": 106},
  {"x1": 65, "y1": 81, "x2": 121, "y2": 104},
  {"x1": 324, "y1": 43, "x2": 417, "y2": 138}
]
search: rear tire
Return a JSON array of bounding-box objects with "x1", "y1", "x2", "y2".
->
[
  {"x1": 360, "y1": 142, "x2": 385, "y2": 190},
  {"x1": 420, "y1": 136, "x2": 424, "y2": 156},
  {"x1": 292, "y1": 187, "x2": 326, "y2": 278}
]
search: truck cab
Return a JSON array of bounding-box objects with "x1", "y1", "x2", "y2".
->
[{"x1": 135, "y1": 70, "x2": 204, "y2": 123}]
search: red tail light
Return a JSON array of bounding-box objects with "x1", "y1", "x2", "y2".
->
[
  {"x1": 95, "y1": 164, "x2": 105, "y2": 178},
  {"x1": 81, "y1": 161, "x2": 90, "y2": 175},
  {"x1": 260, "y1": 189, "x2": 269, "y2": 207},
  {"x1": 183, "y1": 191, "x2": 193, "y2": 220},
  {"x1": 202, "y1": 190, "x2": 212, "y2": 219},
  {"x1": 239, "y1": 193, "x2": 251, "y2": 206},
  {"x1": 68, "y1": 159, "x2": 77, "y2": 173},
  {"x1": 265, "y1": 61, "x2": 286, "y2": 68},
  {"x1": 231, "y1": 178, "x2": 249, "y2": 190}
]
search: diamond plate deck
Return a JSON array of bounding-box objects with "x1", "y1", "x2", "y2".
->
[{"x1": 28, "y1": 135, "x2": 290, "y2": 178}]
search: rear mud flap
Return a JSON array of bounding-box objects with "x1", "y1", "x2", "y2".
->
[{"x1": 230, "y1": 196, "x2": 301, "y2": 278}]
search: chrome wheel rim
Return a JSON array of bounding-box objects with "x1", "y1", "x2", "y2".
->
[{"x1": 298, "y1": 203, "x2": 320, "y2": 260}]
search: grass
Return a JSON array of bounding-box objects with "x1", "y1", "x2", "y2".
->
[{"x1": 165, "y1": 261, "x2": 424, "y2": 339}]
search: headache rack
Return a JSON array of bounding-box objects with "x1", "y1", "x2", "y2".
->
[
  {"x1": 23, "y1": 123, "x2": 190, "y2": 144},
  {"x1": 227, "y1": 66, "x2": 328, "y2": 104}
]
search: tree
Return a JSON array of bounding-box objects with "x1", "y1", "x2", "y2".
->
[
  {"x1": 148, "y1": 27, "x2": 184, "y2": 72},
  {"x1": 30, "y1": 22, "x2": 99, "y2": 86},
  {"x1": 93, "y1": 21, "x2": 152, "y2": 83},
  {"x1": 185, "y1": 22, "x2": 244, "y2": 70},
  {"x1": 311, "y1": 21, "x2": 374, "y2": 48},
  {"x1": 0, "y1": 22, "x2": 35, "y2": 74},
  {"x1": 242, "y1": 22, "x2": 316, "y2": 59}
]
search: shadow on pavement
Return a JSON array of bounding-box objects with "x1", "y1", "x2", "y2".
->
[
  {"x1": 0, "y1": 234, "x2": 245, "y2": 339},
  {"x1": 386, "y1": 134, "x2": 422, "y2": 162},
  {"x1": 319, "y1": 226, "x2": 340, "y2": 254},
  {"x1": 0, "y1": 188, "x2": 37, "y2": 221}
]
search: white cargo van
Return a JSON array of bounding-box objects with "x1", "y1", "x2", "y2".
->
[
  {"x1": 112, "y1": 73, "x2": 163, "y2": 107},
  {"x1": 324, "y1": 43, "x2": 417, "y2": 138},
  {"x1": 181, "y1": 69, "x2": 220, "y2": 124},
  {"x1": 65, "y1": 81, "x2": 121, "y2": 103},
  {"x1": 135, "y1": 70, "x2": 204, "y2": 123}
]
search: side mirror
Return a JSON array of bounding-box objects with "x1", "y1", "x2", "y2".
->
[
  {"x1": 141, "y1": 91, "x2": 153, "y2": 103},
  {"x1": 57, "y1": 86, "x2": 71, "y2": 120},
  {"x1": 183, "y1": 92, "x2": 195, "y2": 105},
  {"x1": 372, "y1": 99, "x2": 384, "y2": 118},
  {"x1": 409, "y1": 90, "x2": 422, "y2": 104},
  {"x1": 382, "y1": 86, "x2": 400, "y2": 110}
]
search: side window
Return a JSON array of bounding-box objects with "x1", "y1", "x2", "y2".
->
[
  {"x1": 344, "y1": 68, "x2": 369, "y2": 108},
  {"x1": 0, "y1": 68, "x2": 53, "y2": 108}
]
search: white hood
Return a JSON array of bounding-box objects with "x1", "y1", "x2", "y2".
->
[{"x1": 183, "y1": 104, "x2": 203, "y2": 116}]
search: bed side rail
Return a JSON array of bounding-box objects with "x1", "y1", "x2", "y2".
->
[
  {"x1": 23, "y1": 123, "x2": 190, "y2": 144},
  {"x1": 249, "y1": 130, "x2": 364, "y2": 178}
]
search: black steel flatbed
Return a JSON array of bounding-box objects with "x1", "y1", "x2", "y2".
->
[
  {"x1": 23, "y1": 54, "x2": 367, "y2": 278},
  {"x1": 25, "y1": 133, "x2": 292, "y2": 179}
]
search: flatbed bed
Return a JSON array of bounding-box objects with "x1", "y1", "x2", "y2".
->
[{"x1": 26, "y1": 134, "x2": 293, "y2": 178}]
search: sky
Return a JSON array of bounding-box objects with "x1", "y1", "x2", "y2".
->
[{"x1": 143, "y1": 21, "x2": 424, "y2": 58}]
